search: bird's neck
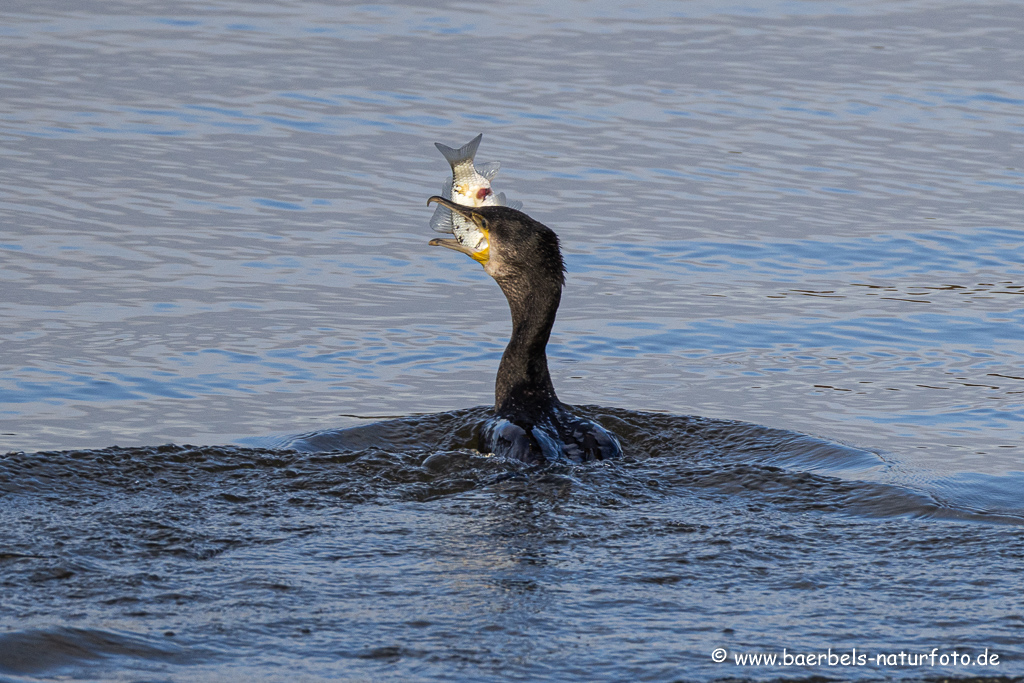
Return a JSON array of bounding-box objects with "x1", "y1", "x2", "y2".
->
[{"x1": 494, "y1": 278, "x2": 561, "y2": 420}]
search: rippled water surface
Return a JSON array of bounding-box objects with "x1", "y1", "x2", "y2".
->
[{"x1": 2, "y1": 0, "x2": 1023, "y2": 681}]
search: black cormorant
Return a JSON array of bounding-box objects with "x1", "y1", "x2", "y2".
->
[{"x1": 427, "y1": 195, "x2": 623, "y2": 464}]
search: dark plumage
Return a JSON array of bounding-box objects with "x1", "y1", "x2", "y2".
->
[{"x1": 427, "y1": 196, "x2": 622, "y2": 463}]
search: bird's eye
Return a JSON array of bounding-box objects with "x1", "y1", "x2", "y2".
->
[{"x1": 472, "y1": 214, "x2": 489, "y2": 230}]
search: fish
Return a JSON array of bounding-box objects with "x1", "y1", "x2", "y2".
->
[{"x1": 429, "y1": 134, "x2": 522, "y2": 253}]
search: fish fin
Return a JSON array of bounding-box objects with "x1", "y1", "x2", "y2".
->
[
  {"x1": 494, "y1": 192, "x2": 523, "y2": 211},
  {"x1": 429, "y1": 180, "x2": 454, "y2": 233},
  {"x1": 430, "y1": 205, "x2": 454, "y2": 233},
  {"x1": 434, "y1": 133, "x2": 483, "y2": 166},
  {"x1": 476, "y1": 161, "x2": 501, "y2": 180}
]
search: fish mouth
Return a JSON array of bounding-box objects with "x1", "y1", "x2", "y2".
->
[{"x1": 426, "y1": 196, "x2": 490, "y2": 264}]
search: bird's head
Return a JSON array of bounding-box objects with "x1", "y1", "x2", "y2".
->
[{"x1": 426, "y1": 196, "x2": 564, "y2": 288}]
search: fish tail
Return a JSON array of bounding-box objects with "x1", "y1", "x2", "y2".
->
[{"x1": 434, "y1": 133, "x2": 483, "y2": 166}]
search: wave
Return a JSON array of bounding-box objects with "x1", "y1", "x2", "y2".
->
[{"x1": 6, "y1": 407, "x2": 1016, "y2": 525}]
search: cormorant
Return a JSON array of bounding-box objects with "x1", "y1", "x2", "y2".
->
[{"x1": 427, "y1": 195, "x2": 623, "y2": 464}]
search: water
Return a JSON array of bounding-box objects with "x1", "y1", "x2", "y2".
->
[{"x1": 1, "y1": 0, "x2": 1023, "y2": 680}]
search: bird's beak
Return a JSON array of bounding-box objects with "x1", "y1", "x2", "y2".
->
[
  {"x1": 428, "y1": 236, "x2": 482, "y2": 259},
  {"x1": 426, "y1": 196, "x2": 490, "y2": 264},
  {"x1": 427, "y1": 195, "x2": 476, "y2": 220}
]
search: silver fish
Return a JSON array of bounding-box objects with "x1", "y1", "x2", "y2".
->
[{"x1": 429, "y1": 134, "x2": 521, "y2": 253}]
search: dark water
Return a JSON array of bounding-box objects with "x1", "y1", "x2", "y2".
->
[
  {"x1": 3, "y1": 409, "x2": 1023, "y2": 682},
  {"x1": 2, "y1": 0, "x2": 1024, "y2": 680}
]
